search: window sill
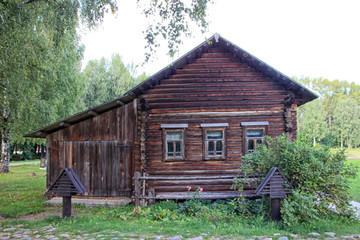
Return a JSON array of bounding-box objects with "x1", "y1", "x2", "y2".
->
[
  {"x1": 163, "y1": 157, "x2": 186, "y2": 162},
  {"x1": 203, "y1": 156, "x2": 227, "y2": 161}
]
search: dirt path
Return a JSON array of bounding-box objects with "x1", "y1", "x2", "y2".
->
[{"x1": 9, "y1": 161, "x2": 40, "y2": 166}]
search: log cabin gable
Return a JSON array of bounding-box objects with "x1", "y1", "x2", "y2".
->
[
  {"x1": 25, "y1": 33, "x2": 317, "y2": 139},
  {"x1": 24, "y1": 33, "x2": 318, "y2": 199}
]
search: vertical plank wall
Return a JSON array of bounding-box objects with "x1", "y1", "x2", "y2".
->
[{"x1": 46, "y1": 100, "x2": 137, "y2": 197}]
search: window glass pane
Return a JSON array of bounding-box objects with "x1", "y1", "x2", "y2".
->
[
  {"x1": 247, "y1": 129, "x2": 263, "y2": 138},
  {"x1": 207, "y1": 130, "x2": 223, "y2": 139},
  {"x1": 248, "y1": 139, "x2": 254, "y2": 151},
  {"x1": 167, "y1": 142, "x2": 174, "y2": 153},
  {"x1": 208, "y1": 141, "x2": 214, "y2": 155},
  {"x1": 166, "y1": 131, "x2": 182, "y2": 140},
  {"x1": 175, "y1": 142, "x2": 181, "y2": 154},
  {"x1": 216, "y1": 141, "x2": 222, "y2": 155},
  {"x1": 256, "y1": 139, "x2": 263, "y2": 146}
]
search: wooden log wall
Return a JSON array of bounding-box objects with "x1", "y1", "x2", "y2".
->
[
  {"x1": 141, "y1": 47, "x2": 300, "y2": 195},
  {"x1": 46, "y1": 100, "x2": 138, "y2": 197}
]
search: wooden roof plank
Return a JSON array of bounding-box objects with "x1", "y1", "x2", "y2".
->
[
  {"x1": 46, "y1": 168, "x2": 87, "y2": 196},
  {"x1": 255, "y1": 167, "x2": 293, "y2": 197}
]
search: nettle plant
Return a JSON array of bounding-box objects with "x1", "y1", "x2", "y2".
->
[{"x1": 238, "y1": 134, "x2": 358, "y2": 226}]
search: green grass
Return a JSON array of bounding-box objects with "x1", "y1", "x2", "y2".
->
[
  {"x1": 1, "y1": 161, "x2": 360, "y2": 238},
  {"x1": 346, "y1": 148, "x2": 360, "y2": 160},
  {"x1": 9, "y1": 159, "x2": 40, "y2": 164},
  {"x1": 0, "y1": 164, "x2": 47, "y2": 217},
  {"x1": 348, "y1": 159, "x2": 360, "y2": 202}
]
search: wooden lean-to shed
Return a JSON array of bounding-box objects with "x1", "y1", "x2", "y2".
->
[{"x1": 25, "y1": 33, "x2": 317, "y2": 201}]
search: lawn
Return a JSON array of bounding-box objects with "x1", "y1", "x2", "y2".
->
[
  {"x1": 345, "y1": 148, "x2": 360, "y2": 160},
  {"x1": 0, "y1": 164, "x2": 47, "y2": 217},
  {"x1": 1, "y1": 159, "x2": 360, "y2": 239},
  {"x1": 348, "y1": 159, "x2": 360, "y2": 202}
]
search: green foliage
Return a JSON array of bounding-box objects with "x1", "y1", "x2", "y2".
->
[
  {"x1": 281, "y1": 190, "x2": 319, "y2": 227},
  {"x1": 2, "y1": 164, "x2": 360, "y2": 237},
  {"x1": 139, "y1": 0, "x2": 212, "y2": 61},
  {"x1": 239, "y1": 135, "x2": 358, "y2": 226},
  {"x1": 297, "y1": 99, "x2": 328, "y2": 146},
  {"x1": 79, "y1": 54, "x2": 147, "y2": 110},
  {"x1": 295, "y1": 77, "x2": 360, "y2": 148}
]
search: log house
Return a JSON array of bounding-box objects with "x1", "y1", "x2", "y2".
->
[{"x1": 25, "y1": 33, "x2": 317, "y2": 200}]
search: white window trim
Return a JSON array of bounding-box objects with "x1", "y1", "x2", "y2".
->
[
  {"x1": 201, "y1": 123, "x2": 229, "y2": 128},
  {"x1": 241, "y1": 121, "x2": 269, "y2": 127},
  {"x1": 161, "y1": 124, "x2": 188, "y2": 129},
  {"x1": 202, "y1": 124, "x2": 228, "y2": 160},
  {"x1": 242, "y1": 122, "x2": 268, "y2": 155},
  {"x1": 163, "y1": 129, "x2": 186, "y2": 161}
]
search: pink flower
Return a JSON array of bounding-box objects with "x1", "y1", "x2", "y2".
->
[
  {"x1": 294, "y1": 148, "x2": 297, "y2": 153},
  {"x1": 199, "y1": 187, "x2": 203, "y2": 192},
  {"x1": 187, "y1": 186, "x2": 191, "y2": 191}
]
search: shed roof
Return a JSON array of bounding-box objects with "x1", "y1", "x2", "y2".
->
[{"x1": 25, "y1": 33, "x2": 318, "y2": 138}]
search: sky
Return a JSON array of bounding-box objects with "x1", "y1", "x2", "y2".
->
[{"x1": 80, "y1": 0, "x2": 360, "y2": 85}]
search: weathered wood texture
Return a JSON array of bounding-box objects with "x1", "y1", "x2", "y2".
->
[
  {"x1": 134, "y1": 172, "x2": 262, "y2": 207},
  {"x1": 141, "y1": 47, "x2": 299, "y2": 194},
  {"x1": 46, "y1": 168, "x2": 86, "y2": 197},
  {"x1": 46, "y1": 100, "x2": 138, "y2": 197}
]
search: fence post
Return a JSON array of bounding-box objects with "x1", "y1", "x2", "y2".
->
[
  {"x1": 62, "y1": 196, "x2": 72, "y2": 218},
  {"x1": 148, "y1": 188, "x2": 155, "y2": 205},
  {"x1": 271, "y1": 198, "x2": 281, "y2": 221},
  {"x1": 134, "y1": 171, "x2": 141, "y2": 213}
]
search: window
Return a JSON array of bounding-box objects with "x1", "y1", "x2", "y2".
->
[
  {"x1": 161, "y1": 124, "x2": 187, "y2": 161},
  {"x1": 246, "y1": 129, "x2": 264, "y2": 153},
  {"x1": 201, "y1": 123, "x2": 228, "y2": 160},
  {"x1": 241, "y1": 122, "x2": 268, "y2": 155},
  {"x1": 166, "y1": 131, "x2": 183, "y2": 158}
]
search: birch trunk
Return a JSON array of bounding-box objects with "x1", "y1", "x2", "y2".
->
[
  {"x1": 313, "y1": 136, "x2": 316, "y2": 147},
  {"x1": 0, "y1": 128, "x2": 10, "y2": 173}
]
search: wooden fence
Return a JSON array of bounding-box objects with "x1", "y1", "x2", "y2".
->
[{"x1": 134, "y1": 171, "x2": 263, "y2": 208}]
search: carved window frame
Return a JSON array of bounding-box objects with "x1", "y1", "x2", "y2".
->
[
  {"x1": 161, "y1": 124, "x2": 188, "y2": 161},
  {"x1": 241, "y1": 122, "x2": 269, "y2": 155}
]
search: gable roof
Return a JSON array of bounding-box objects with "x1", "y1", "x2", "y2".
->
[
  {"x1": 25, "y1": 33, "x2": 318, "y2": 138},
  {"x1": 255, "y1": 167, "x2": 293, "y2": 198},
  {"x1": 46, "y1": 168, "x2": 87, "y2": 197}
]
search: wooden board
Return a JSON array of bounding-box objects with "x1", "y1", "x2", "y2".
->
[
  {"x1": 46, "y1": 100, "x2": 138, "y2": 197},
  {"x1": 141, "y1": 47, "x2": 296, "y2": 195}
]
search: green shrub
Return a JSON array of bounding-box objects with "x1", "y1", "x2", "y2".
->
[
  {"x1": 281, "y1": 190, "x2": 319, "y2": 227},
  {"x1": 238, "y1": 134, "x2": 358, "y2": 225}
]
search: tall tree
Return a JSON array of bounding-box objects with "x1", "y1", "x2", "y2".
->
[
  {"x1": 296, "y1": 77, "x2": 360, "y2": 148},
  {"x1": 297, "y1": 99, "x2": 328, "y2": 147},
  {"x1": 80, "y1": 54, "x2": 146, "y2": 110},
  {"x1": 0, "y1": 0, "x2": 211, "y2": 173},
  {"x1": 332, "y1": 97, "x2": 360, "y2": 149},
  {"x1": 139, "y1": 0, "x2": 212, "y2": 61},
  {"x1": 0, "y1": 0, "x2": 116, "y2": 173}
]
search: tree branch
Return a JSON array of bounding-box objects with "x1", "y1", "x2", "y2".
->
[{"x1": 23, "y1": 0, "x2": 45, "y2": 5}]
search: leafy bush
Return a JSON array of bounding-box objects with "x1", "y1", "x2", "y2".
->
[
  {"x1": 281, "y1": 190, "x2": 319, "y2": 227},
  {"x1": 239, "y1": 134, "x2": 358, "y2": 225}
]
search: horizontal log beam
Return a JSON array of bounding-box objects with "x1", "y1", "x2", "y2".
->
[
  {"x1": 87, "y1": 110, "x2": 98, "y2": 117},
  {"x1": 138, "y1": 174, "x2": 262, "y2": 180},
  {"x1": 35, "y1": 131, "x2": 47, "y2": 137},
  {"x1": 59, "y1": 122, "x2": 71, "y2": 128},
  {"x1": 115, "y1": 100, "x2": 124, "y2": 106},
  {"x1": 150, "y1": 110, "x2": 282, "y2": 118}
]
